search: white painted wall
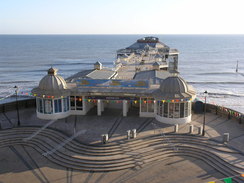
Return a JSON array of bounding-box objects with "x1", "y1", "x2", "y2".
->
[
  {"x1": 155, "y1": 114, "x2": 192, "y2": 124},
  {"x1": 140, "y1": 112, "x2": 155, "y2": 117},
  {"x1": 37, "y1": 111, "x2": 70, "y2": 120}
]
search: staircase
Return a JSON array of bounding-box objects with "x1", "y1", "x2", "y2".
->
[{"x1": 0, "y1": 127, "x2": 244, "y2": 182}]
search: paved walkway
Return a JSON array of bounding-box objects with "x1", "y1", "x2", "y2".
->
[{"x1": 0, "y1": 107, "x2": 244, "y2": 183}]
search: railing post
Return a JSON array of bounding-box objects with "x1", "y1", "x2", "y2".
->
[
  {"x1": 127, "y1": 130, "x2": 131, "y2": 140},
  {"x1": 198, "y1": 126, "x2": 203, "y2": 135},
  {"x1": 101, "y1": 134, "x2": 108, "y2": 144},
  {"x1": 223, "y1": 133, "x2": 229, "y2": 143},
  {"x1": 228, "y1": 112, "x2": 231, "y2": 120},
  {"x1": 189, "y1": 125, "x2": 194, "y2": 134},
  {"x1": 174, "y1": 124, "x2": 178, "y2": 133},
  {"x1": 131, "y1": 129, "x2": 137, "y2": 139}
]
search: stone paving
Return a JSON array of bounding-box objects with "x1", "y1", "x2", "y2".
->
[{"x1": 0, "y1": 107, "x2": 244, "y2": 183}]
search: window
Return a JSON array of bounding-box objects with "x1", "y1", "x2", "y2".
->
[
  {"x1": 66, "y1": 97, "x2": 70, "y2": 111},
  {"x1": 44, "y1": 99, "x2": 53, "y2": 114},
  {"x1": 188, "y1": 102, "x2": 191, "y2": 116},
  {"x1": 184, "y1": 102, "x2": 188, "y2": 117},
  {"x1": 148, "y1": 98, "x2": 154, "y2": 112},
  {"x1": 63, "y1": 98, "x2": 67, "y2": 112},
  {"x1": 164, "y1": 102, "x2": 168, "y2": 117},
  {"x1": 157, "y1": 101, "x2": 163, "y2": 116},
  {"x1": 180, "y1": 103, "x2": 184, "y2": 118},
  {"x1": 169, "y1": 103, "x2": 174, "y2": 118},
  {"x1": 174, "y1": 103, "x2": 180, "y2": 118},
  {"x1": 160, "y1": 102, "x2": 164, "y2": 116},
  {"x1": 157, "y1": 101, "x2": 160, "y2": 115},
  {"x1": 157, "y1": 101, "x2": 164, "y2": 117},
  {"x1": 62, "y1": 97, "x2": 70, "y2": 112},
  {"x1": 76, "y1": 96, "x2": 83, "y2": 110},
  {"x1": 141, "y1": 98, "x2": 154, "y2": 113},
  {"x1": 70, "y1": 96, "x2": 75, "y2": 110},
  {"x1": 37, "y1": 98, "x2": 43, "y2": 113},
  {"x1": 54, "y1": 99, "x2": 62, "y2": 113},
  {"x1": 141, "y1": 98, "x2": 147, "y2": 112}
]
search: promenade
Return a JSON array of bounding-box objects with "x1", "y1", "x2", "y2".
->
[{"x1": 0, "y1": 107, "x2": 243, "y2": 183}]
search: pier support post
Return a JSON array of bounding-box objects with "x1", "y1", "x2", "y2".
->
[
  {"x1": 123, "y1": 100, "x2": 128, "y2": 117},
  {"x1": 97, "y1": 99, "x2": 102, "y2": 116},
  {"x1": 154, "y1": 100, "x2": 157, "y2": 115},
  {"x1": 174, "y1": 124, "x2": 178, "y2": 133}
]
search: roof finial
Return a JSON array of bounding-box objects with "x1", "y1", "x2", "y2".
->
[
  {"x1": 170, "y1": 70, "x2": 179, "y2": 76},
  {"x1": 48, "y1": 67, "x2": 58, "y2": 75}
]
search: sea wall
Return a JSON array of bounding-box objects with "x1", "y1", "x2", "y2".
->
[
  {"x1": 0, "y1": 98, "x2": 36, "y2": 113},
  {"x1": 193, "y1": 102, "x2": 244, "y2": 124}
]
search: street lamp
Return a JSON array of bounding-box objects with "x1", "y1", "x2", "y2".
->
[
  {"x1": 14, "y1": 86, "x2": 20, "y2": 126},
  {"x1": 202, "y1": 90, "x2": 208, "y2": 136}
]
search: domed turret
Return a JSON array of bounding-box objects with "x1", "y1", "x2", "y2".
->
[
  {"x1": 154, "y1": 73, "x2": 195, "y2": 100},
  {"x1": 32, "y1": 67, "x2": 70, "y2": 120},
  {"x1": 160, "y1": 76, "x2": 188, "y2": 95},
  {"x1": 39, "y1": 68, "x2": 67, "y2": 91},
  {"x1": 154, "y1": 74, "x2": 196, "y2": 124}
]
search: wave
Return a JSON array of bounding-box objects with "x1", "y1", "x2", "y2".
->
[
  {"x1": 53, "y1": 62, "x2": 93, "y2": 66},
  {"x1": 52, "y1": 61, "x2": 113, "y2": 66},
  {"x1": 197, "y1": 89, "x2": 244, "y2": 97},
  {"x1": 206, "y1": 92, "x2": 244, "y2": 98},
  {"x1": 0, "y1": 81, "x2": 34, "y2": 84},
  {"x1": 189, "y1": 81, "x2": 244, "y2": 85},
  {"x1": 196, "y1": 72, "x2": 244, "y2": 76}
]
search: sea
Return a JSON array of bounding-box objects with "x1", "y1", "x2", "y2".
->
[{"x1": 0, "y1": 35, "x2": 244, "y2": 113}]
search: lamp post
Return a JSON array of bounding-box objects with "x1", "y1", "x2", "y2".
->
[
  {"x1": 202, "y1": 91, "x2": 208, "y2": 136},
  {"x1": 74, "y1": 115, "x2": 77, "y2": 135},
  {"x1": 14, "y1": 86, "x2": 20, "y2": 126}
]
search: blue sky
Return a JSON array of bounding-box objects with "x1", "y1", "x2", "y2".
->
[{"x1": 1, "y1": 0, "x2": 244, "y2": 34}]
